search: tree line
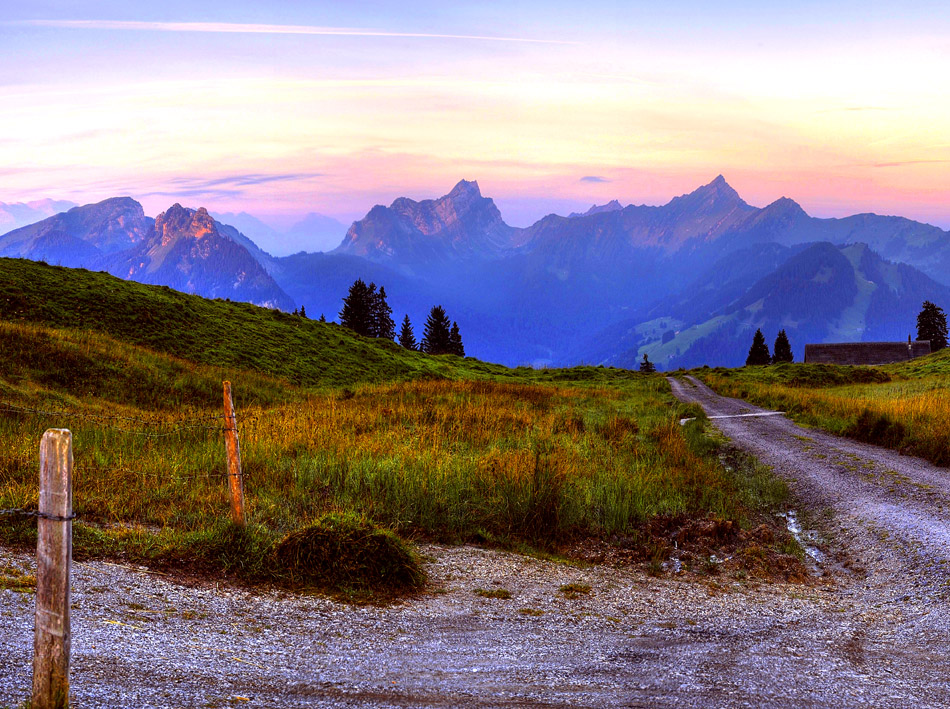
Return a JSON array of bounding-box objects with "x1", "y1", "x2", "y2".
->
[
  {"x1": 338, "y1": 279, "x2": 465, "y2": 356},
  {"x1": 745, "y1": 329, "x2": 794, "y2": 366},
  {"x1": 745, "y1": 301, "x2": 948, "y2": 366}
]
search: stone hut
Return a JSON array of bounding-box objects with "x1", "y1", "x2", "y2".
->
[{"x1": 804, "y1": 340, "x2": 931, "y2": 365}]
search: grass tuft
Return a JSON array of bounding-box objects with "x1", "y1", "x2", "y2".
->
[
  {"x1": 274, "y1": 513, "x2": 425, "y2": 593},
  {"x1": 558, "y1": 582, "x2": 591, "y2": 599}
]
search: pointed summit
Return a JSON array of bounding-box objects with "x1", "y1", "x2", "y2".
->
[
  {"x1": 667, "y1": 175, "x2": 749, "y2": 215},
  {"x1": 696, "y1": 175, "x2": 743, "y2": 202},
  {"x1": 569, "y1": 200, "x2": 624, "y2": 218},
  {"x1": 448, "y1": 179, "x2": 482, "y2": 200},
  {"x1": 335, "y1": 180, "x2": 516, "y2": 265}
]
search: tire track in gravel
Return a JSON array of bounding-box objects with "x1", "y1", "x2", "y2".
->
[{"x1": 669, "y1": 375, "x2": 950, "y2": 588}]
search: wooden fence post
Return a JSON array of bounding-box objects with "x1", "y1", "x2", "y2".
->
[
  {"x1": 223, "y1": 381, "x2": 245, "y2": 526},
  {"x1": 33, "y1": 429, "x2": 73, "y2": 709}
]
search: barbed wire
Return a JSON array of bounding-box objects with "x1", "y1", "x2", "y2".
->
[
  {"x1": 0, "y1": 402, "x2": 225, "y2": 426},
  {"x1": 0, "y1": 401, "x2": 259, "y2": 437},
  {"x1": 74, "y1": 465, "x2": 234, "y2": 481},
  {"x1": 0, "y1": 508, "x2": 77, "y2": 522}
]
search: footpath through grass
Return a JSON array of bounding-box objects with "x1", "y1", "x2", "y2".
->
[{"x1": 698, "y1": 354, "x2": 950, "y2": 467}]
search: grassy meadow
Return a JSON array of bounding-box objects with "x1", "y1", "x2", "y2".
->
[
  {"x1": 0, "y1": 258, "x2": 795, "y2": 594},
  {"x1": 698, "y1": 354, "x2": 950, "y2": 466}
]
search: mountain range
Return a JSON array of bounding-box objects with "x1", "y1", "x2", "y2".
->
[{"x1": 2, "y1": 177, "x2": 948, "y2": 370}]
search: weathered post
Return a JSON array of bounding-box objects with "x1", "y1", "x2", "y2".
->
[
  {"x1": 223, "y1": 381, "x2": 245, "y2": 526},
  {"x1": 33, "y1": 429, "x2": 73, "y2": 709}
]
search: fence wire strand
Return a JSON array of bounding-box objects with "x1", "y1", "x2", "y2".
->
[
  {"x1": 0, "y1": 397, "x2": 252, "y2": 518},
  {"x1": 0, "y1": 401, "x2": 257, "y2": 437},
  {"x1": 0, "y1": 508, "x2": 77, "y2": 522}
]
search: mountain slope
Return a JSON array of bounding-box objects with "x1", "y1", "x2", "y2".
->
[
  {"x1": 0, "y1": 257, "x2": 495, "y2": 389},
  {"x1": 522, "y1": 175, "x2": 755, "y2": 259},
  {"x1": 284, "y1": 212, "x2": 348, "y2": 253},
  {"x1": 616, "y1": 242, "x2": 950, "y2": 370},
  {"x1": 714, "y1": 197, "x2": 950, "y2": 286},
  {"x1": 0, "y1": 197, "x2": 150, "y2": 266},
  {"x1": 334, "y1": 180, "x2": 517, "y2": 267},
  {"x1": 108, "y1": 204, "x2": 293, "y2": 310}
]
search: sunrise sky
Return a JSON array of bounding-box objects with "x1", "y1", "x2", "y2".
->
[{"x1": 2, "y1": 0, "x2": 949, "y2": 243}]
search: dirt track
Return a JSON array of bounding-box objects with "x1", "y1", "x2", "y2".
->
[
  {"x1": 670, "y1": 375, "x2": 950, "y2": 576},
  {"x1": 2, "y1": 377, "x2": 950, "y2": 707}
]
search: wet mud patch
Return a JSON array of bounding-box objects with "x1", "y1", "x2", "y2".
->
[{"x1": 559, "y1": 513, "x2": 812, "y2": 583}]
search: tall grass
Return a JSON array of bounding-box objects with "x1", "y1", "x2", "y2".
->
[
  {"x1": 0, "y1": 377, "x2": 748, "y2": 545},
  {"x1": 0, "y1": 304, "x2": 790, "y2": 587},
  {"x1": 700, "y1": 359, "x2": 950, "y2": 466}
]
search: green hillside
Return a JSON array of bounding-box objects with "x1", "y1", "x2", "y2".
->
[
  {"x1": 0, "y1": 257, "x2": 799, "y2": 595},
  {"x1": 0, "y1": 257, "x2": 511, "y2": 389}
]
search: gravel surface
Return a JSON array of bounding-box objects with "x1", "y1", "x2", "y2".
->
[{"x1": 2, "y1": 377, "x2": 949, "y2": 707}]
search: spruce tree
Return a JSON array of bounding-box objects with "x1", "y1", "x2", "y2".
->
[
  {"x1": 373, "y1": 286, "x2": 396, "y2": 340},
  {"x1": 398, "y1": 315, "x2": 416, "y2": 350},
  {"x1": 639, "y1": 353, "x2": 656, "y2": 373},
  {"x1": 449, "y1": 321, "x2": 464, "y2": 356},
  {"x1": 917, "y1": 301, "x2": 948, "y2": 351},
  {"x1": 421, "y1": 305, "x2": 452, "y2": 354},
  {"x1": 746, "y1": 328, "x2": 771, "y2": 366},
  {"x1": 339, "y1": 279, "x2": 374, "y2": 337},
  {"x1": 365, "y1": 282, "x2": 379, "y2": 334},
  {"x1": 319, "y1": 313, "x2": 326, "y2": 323},
  {"x1": 299, "y1": 305, "x2": 307, "y2": 319},
  {"x1": 772, "y1": 329, "x2": 793, "y2": 364}
]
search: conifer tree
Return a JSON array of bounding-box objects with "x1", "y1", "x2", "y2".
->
[
  {"x1": 398, "y1": 315, "x2": 416, "y2": 350},
  {"x1": 339, "y1": 279, "x2": 374, "y2": 336},
  {"x1": 319, "y1": 313, "x2": 326, "y2": 323},
  {"x1": 917, "y1": 301, "x2": 948, "y2": 351},
  {"x1": 373, "y1": 286, "x2": 395, "y2": 340},
  {"x1": 639, "y1": 353, "x2": 656, "y2": 373},
  {"x1": 421, "y1": 305, "x2": 452, "y2": 354},
  {"x1": 449, "y1": 321, "x2": 464, "y2": 356},
  {"x1": 299, "y1": 305, "x2": 307, "y2": 319},
  {"x1": 772, "y1": 329, "x2": 793, "y2": 363},
  {"x1": 745, "y1": 328, "x2": 771, "y2": 366}
]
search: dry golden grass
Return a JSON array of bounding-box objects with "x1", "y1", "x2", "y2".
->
[
  {"x1": 701, "y1": 362, "x2": 950, "y2": 465},
  {"x1": 0, "y1": 377, "x2": 756, "y2": 550}
]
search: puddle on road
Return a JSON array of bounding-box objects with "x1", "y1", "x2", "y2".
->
[{"x1": 779, "y1": 510, "x2": 825, "y2": 565}]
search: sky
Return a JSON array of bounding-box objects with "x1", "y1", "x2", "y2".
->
[{"x1": 1, "y1": 1, "x2": 949, "y2": 252}]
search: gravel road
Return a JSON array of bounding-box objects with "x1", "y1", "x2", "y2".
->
[{"x1": 2, "y1": 376, "x2": 950, "y2": 707}]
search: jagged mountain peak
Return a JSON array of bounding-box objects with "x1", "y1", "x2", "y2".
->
[
  {"x1": 672, "y1": 174, "x2": 746, "y2": 208},
  {"x1": 155, "y1": 203, "x2": 217, "y2": 242},
  {"x1": 335, "y1": 180, "x2": 515, "y2": 265},
  {"x1": 447, "y1": 179, "x2": 481, "y2": 200},
  {"x1": 569, "y1": 200, "x2": 624, "y2": 218}
]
